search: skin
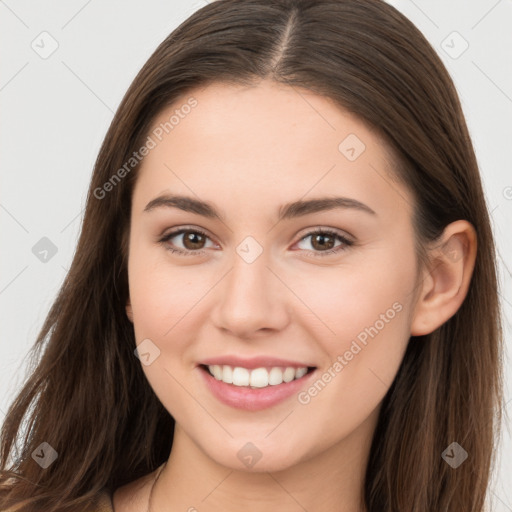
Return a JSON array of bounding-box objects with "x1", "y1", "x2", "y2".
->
[{"x1": 114, "y1": 80, "x2": 477, "y2": 511}]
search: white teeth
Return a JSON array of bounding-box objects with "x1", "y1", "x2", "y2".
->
[
  {"x1": 232, "y1": 367, "x2": 250, "y2": 386},
  {"x1": 222, "y1": 365, "x2": 233, "y2": 384},
  {"x1": 207, "y1": 365, "x2": 310, "y2": 388},
  {"x1": 211, "y1": 365, "x2": 223, "y2": 380},
  {"x1": 283, "y1": 367, "x2": 296, "y2": 383},
  {"x1": 295, "y1": 367, "x2": 308, "y2": 379},
  {"x1": 249, "y1": 368, "x2": 268, "y2": 388},
  {"x1": 268, "y1": 367, "x2": 283, "y2": 385}
]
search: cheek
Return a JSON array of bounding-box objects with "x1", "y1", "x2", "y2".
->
[
  {"x1": 293, "y1": 249, "x2": 415, "y2": 350},
  {"x1": 127, "y1": 235, "x2": 205, "y2": 338},
  {"x1": 127, "y1": 245, "x2": 208, "y2": 419},
  {"x1": 289, "y1": 245, "x2": 416, "y2": 408}
]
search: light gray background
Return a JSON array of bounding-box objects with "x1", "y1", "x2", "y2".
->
[{"x1": 1, "y1": 0, "x2": 511, "y2": 508}]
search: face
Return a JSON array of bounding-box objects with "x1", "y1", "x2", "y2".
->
[{"x1": 125, "y1": 80, "x2": 420, "y2": 472}]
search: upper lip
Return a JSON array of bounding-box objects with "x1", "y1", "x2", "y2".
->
[{"x1": 199, "y1": 355, "x2": 316, "y2": 370}]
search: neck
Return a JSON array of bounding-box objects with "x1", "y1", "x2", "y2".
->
[{"x1": 150, "y1": 411, "x2": 378, "y2": 512}]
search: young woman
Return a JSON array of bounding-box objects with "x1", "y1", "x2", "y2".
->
[{"x1": 0, "y1": 0, "x2": 504, "y2": 511}]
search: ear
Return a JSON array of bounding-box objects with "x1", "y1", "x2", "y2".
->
[
  {"x1": 126, "y1": 297, "x2": 134, "y2": 323},
  {"x1": 411, "y1": 220, "x2": 477, "y2": 336}
]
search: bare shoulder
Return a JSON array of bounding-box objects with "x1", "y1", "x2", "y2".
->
[{"x1": 112, "y1": 468, "x2": 160, "y2": 512}]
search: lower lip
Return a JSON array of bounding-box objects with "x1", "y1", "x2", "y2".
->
[{"x1": 198, "y1": 365, "x2": 317, "y2": 411}]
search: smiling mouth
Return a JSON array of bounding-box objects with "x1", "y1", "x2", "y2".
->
[{"x1": 199, "y1": 364, "x2": 316, "y2": 389}]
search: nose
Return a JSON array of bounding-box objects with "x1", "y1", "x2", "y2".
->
[{"x1": 211, "y1": 245, "x2": 290, "y2": 339}]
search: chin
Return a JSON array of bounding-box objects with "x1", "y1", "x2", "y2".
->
[{"x1": 207, "y1": 445, "x2": 304, "y2": 473}]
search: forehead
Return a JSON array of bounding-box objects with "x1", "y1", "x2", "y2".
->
[{"x1": 132, "y1": 80, "x2": 411, "y2": 222}]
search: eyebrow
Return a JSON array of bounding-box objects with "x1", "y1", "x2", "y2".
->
[{"x1": 143, "y1": 194, "x2": 376, "y2": 221}]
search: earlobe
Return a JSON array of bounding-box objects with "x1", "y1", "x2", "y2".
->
[{"x1": 410, "y1": 220, "x2": 477, "y2": 336}]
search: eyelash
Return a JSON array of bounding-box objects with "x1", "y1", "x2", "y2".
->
[{"x1": 158, "y1": 227, "x2": 354, "y2": 258}]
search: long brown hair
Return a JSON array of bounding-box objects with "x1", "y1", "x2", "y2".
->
[{"x1": 0, "y1": 0, "x2": 503, "y2": 510}]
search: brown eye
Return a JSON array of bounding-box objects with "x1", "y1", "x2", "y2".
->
[
  {"x1": 181, "y1": 230, "x2": 207, "y2": 250},
  {"x1": 159, "y1": 227, "x2": 215, "y2": 255},
  {"x1": 310, "y1": 232, "x2": 336, "y2": 251},
  {"x1": 295, "y1": 229, "x2": 353, "y2": 257}
]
